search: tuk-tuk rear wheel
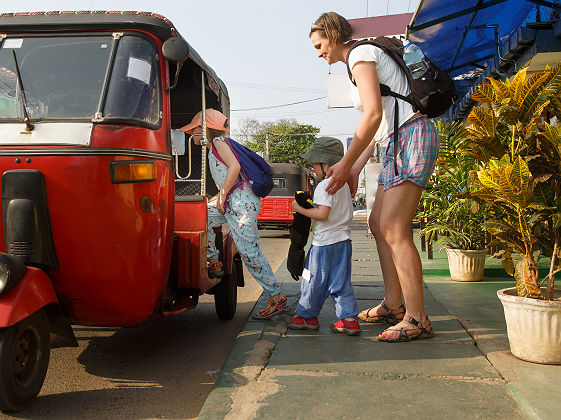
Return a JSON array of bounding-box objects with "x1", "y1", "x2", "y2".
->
[
  {"x1": 0, "y1": 310, "x2": 50, "y2": 413},
  {"x1": 214, "y1": 259, "x2": 238, "y2": 320}
]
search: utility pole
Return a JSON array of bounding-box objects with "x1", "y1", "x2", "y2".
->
[{"x1": 265, "y1": 132, "x2": 270, "y2": 161}]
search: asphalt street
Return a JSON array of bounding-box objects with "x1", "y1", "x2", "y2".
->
[{"x1": 1, "y1": 229, "x2": 290, "y2": 420}]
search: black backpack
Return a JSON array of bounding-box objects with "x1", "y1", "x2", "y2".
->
[{"x1": 345, "y1": 37, "x2": 457, "y2": 174}]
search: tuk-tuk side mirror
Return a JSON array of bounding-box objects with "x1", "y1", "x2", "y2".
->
[
  {"x1": 163, "y1": 37, "x2": 190, "y2": 91},
  {"x1": 171, "y1": 129, "x2": 186, "y2": 156},
  {"x1": 163, "y1": 37, "x2": 190, "y2": 63}
]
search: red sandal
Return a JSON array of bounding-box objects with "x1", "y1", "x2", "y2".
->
[
  {"x1": 207, "y1": 260, "x2": 223, "y2": 278},
  {"x1": 330, "y1": 318, "x2": 361, "y2": 336},
  {"x1": 288, "y1": 315, "x2": 319, "y2": 331},
  {"x1": 252, "y1": 295, "x2": 287, "y2": 320}
]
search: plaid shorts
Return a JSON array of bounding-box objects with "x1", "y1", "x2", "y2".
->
[{"x1": 378, "y1": 115, "x2": 439, "y2": 190}]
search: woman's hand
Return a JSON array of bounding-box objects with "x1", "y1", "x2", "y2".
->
[
  {"x1": 348, "y1": 171, "x2": 360, "y2": 197},
  {"x1": 216, "y1": 192, "x2": 226, "y2": 214},
  {"x1": 325, "y1": 160, "x2": 351, "y2": 194}
]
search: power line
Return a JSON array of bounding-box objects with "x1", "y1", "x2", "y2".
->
[
  {"x1": 226, "y1": 80, "x2": 324, "y2": 94},
  {"x1": 235, "y1": 131, "x2": 354, "y2": 138},
  {"x1": 231, "y1": 96, "x2": 326, "y2": 111},
  {"x1": 233, "y1": 108, "x2": 347, "y2": 118}
]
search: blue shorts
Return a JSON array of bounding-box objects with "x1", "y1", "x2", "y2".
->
[{"x1": 378, "y1": 115, "x2": 439, "y2": 190}]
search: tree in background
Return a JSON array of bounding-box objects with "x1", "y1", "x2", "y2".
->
[{"x1": 235, "y1": 118, "x2": 319, "y2": 167}]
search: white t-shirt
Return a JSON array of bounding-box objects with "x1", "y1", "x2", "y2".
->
[
  {"x1": 348, "y1": 44, "x2": 417, "y2": 143},
  {"x1": 311, "y1": 177, "x2": 353, "y2": 246}
]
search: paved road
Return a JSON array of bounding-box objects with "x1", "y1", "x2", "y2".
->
[{"x1": 1, "y1": 229, "x2": 290, "y2": 420}]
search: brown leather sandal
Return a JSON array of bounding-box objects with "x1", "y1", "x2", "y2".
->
[
  {"x1": 357, "y1": 302, "x2": 405, "y2": 325},
  {"x1": 377, "y1": 316, "x2": 434, "y2": 342}
]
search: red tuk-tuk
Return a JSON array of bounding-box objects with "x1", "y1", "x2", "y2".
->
[
  {"x1": 0, "y1": 11, "x2": 242, "y2": 411},
  {"x1": 258, "y1": 163, "x2": 312, "y2": 230}
]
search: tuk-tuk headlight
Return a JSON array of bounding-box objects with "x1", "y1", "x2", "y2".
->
[
  {"x1": 0, "y1": 262, "x2": 9, "y2": 292},
  {"x1": 0, "y1": 253, "x2": 28, "y2": 296}
]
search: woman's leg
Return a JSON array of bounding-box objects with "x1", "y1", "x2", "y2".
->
[
  {"x1": 207, "y1": 205, "x2": 227, "y2": 261},
  {"x1": 358, "y1": 185, "x2": 405, "y2": 321},
  {"x1": 376, "y1": 180, "x2": 428, "y2": 340},
  {"x1": 224, "y1": 194, "x2": 284, "y2": 303}
]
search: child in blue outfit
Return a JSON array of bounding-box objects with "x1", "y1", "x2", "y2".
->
[{"x1": 289, "y1": 137, "x2": 360, "y2": 335}]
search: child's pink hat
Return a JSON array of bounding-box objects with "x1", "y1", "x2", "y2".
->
[{"x1": 180, "y1": 108, "x2": 229, "y2": 134}]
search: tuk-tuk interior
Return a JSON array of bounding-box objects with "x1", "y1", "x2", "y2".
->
[{"x1": 170, "y1": 56, "x2": 223, "y2": 197}]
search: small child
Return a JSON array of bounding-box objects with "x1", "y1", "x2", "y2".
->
[{"x1": 288, "y1": 137, "x2": 360, "y2": 335}]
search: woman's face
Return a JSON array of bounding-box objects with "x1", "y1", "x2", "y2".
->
[
  {"x1": 310, "y1": 32, "x2": 336, "y2": 64},
  {"x1": 190, "y1": 126, "x2": 203, "y2": 146}
]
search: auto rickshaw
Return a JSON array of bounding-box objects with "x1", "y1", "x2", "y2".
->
[
  {"x1": 0, "y1": 11, "x2": 242, "y2": 411},
  {"x1": 257, "y1": 162, "x2": 312, "y2": 230}
]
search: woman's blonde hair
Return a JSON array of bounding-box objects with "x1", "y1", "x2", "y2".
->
[{"x1": 309, "y1": 12, "x2": 352, "y2": 45}]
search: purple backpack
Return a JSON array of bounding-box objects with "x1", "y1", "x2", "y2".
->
[{"x1": 211, "y1": 137, "x2": 274, "y2": 198}]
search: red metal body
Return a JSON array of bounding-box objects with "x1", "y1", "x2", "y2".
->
[
  {"x1": 258, "y1": 197, "x2": 294, "y2": 225},
  {"x1": 0, "y1": 267, "x2": 58, "y2": 327}
]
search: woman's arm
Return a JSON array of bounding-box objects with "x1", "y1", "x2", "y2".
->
[
  {"x1": 213, "y1": 139, "x2": 241, "y2": 214},
  {"x1": 326, "y1": 61, "x2": 383, "y2": 194},
  {"x1": 347, "y1": 138, "x2": 377, "y2": 196}
]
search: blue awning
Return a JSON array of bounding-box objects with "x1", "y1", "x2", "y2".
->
[{"x1": 407, "y1": 0, "x2": 557, "y2": 77}]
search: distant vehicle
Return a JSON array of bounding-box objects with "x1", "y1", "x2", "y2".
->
[{"x1": 258, "y1": 163, "x2": 312, "y2": 230}]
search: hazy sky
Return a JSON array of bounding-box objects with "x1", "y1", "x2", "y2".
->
[{"x1": 2, "y1": 1, "x2": 420, "y2": 142}]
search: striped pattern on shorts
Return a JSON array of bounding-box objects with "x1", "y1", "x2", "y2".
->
[{"x1": 378, "y1": 115, "x2": 439, "y2": 190}]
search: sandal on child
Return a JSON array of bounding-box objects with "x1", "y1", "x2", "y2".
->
[
  {"x1": 358, "y1": 302, "x2": 405, "y2": 325},
  {"x1": 288, "y1": 315, "x2": 319, "y2": 331},
  {"x1": 207, "y1": 260, "x2": 223, "y2": 278},
  {"x1": 252, "y1": 295, "x2": 287, "y2": 320},
  {"x1": 377, "y1": 316, "x2": 434, "y2": 343}
]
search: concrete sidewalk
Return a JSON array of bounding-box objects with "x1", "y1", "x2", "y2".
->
[{"x1": 199, "y1": 215, "x2": 561, "y2": 420}]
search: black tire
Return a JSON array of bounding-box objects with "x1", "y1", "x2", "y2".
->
[
  {"x1": 0, "y1": 310, "x2": 50, "y2": 413},
  {"x1": 214, "y1": 259, "x2": 238, "y2": 320}
]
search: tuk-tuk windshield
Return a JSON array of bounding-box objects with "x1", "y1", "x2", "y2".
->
[{"x1": 0, "y1": 35, "x2": 160, "y2": 125}]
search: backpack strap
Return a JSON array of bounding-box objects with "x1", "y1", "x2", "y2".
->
[
  {"x1": 210, "y1": 137, "x2": 246, "y2": 208},
  {"x1": 345, "y1": 38, "x2": 412, "y2": 176}
]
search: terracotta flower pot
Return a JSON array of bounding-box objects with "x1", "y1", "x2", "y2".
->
[
  {"x1": 445, "y1": 248, "x2": 486, "y2": 282},
  {"x1": 497, "y1": 287, "x2": 561, "y2": 364}
]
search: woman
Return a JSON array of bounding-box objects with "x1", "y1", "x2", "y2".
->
[
  {"x1": 309, "y1": 12, "x2": 439, "y2": 342},
  {"x1": 181, "y1": 109, "x2": 287, "y2": 320}
]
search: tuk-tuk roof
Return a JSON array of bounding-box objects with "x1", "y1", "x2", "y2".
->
[
  {"x1": 270, "y1": 162, "x2": 306, "y2": 176},
  {"x1": 0, "y1": 11, "x2": 229, "y2": 104}
]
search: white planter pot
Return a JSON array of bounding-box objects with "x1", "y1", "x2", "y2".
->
[
  {"x1": 445, "y1": 248, "x2": 486, "y2": 282},
  {"x1": 497, "y1": 287, "x2": 561, "y2": 364}
]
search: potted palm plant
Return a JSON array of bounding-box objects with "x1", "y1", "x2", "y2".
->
[
  {"x1": 419, "y1": 120, "x2": 489, "y2": 281},
  {"x1": 462, "y1": 64, "x2": 561, "y2": 364}
]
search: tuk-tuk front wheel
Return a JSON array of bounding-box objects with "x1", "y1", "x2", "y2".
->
[
  {"x1": 214, "y1": 260, "x2": 238, "y2": 320},
  {"x1": 0, "y1": 310, "x2": 50, "y2": 413}
]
